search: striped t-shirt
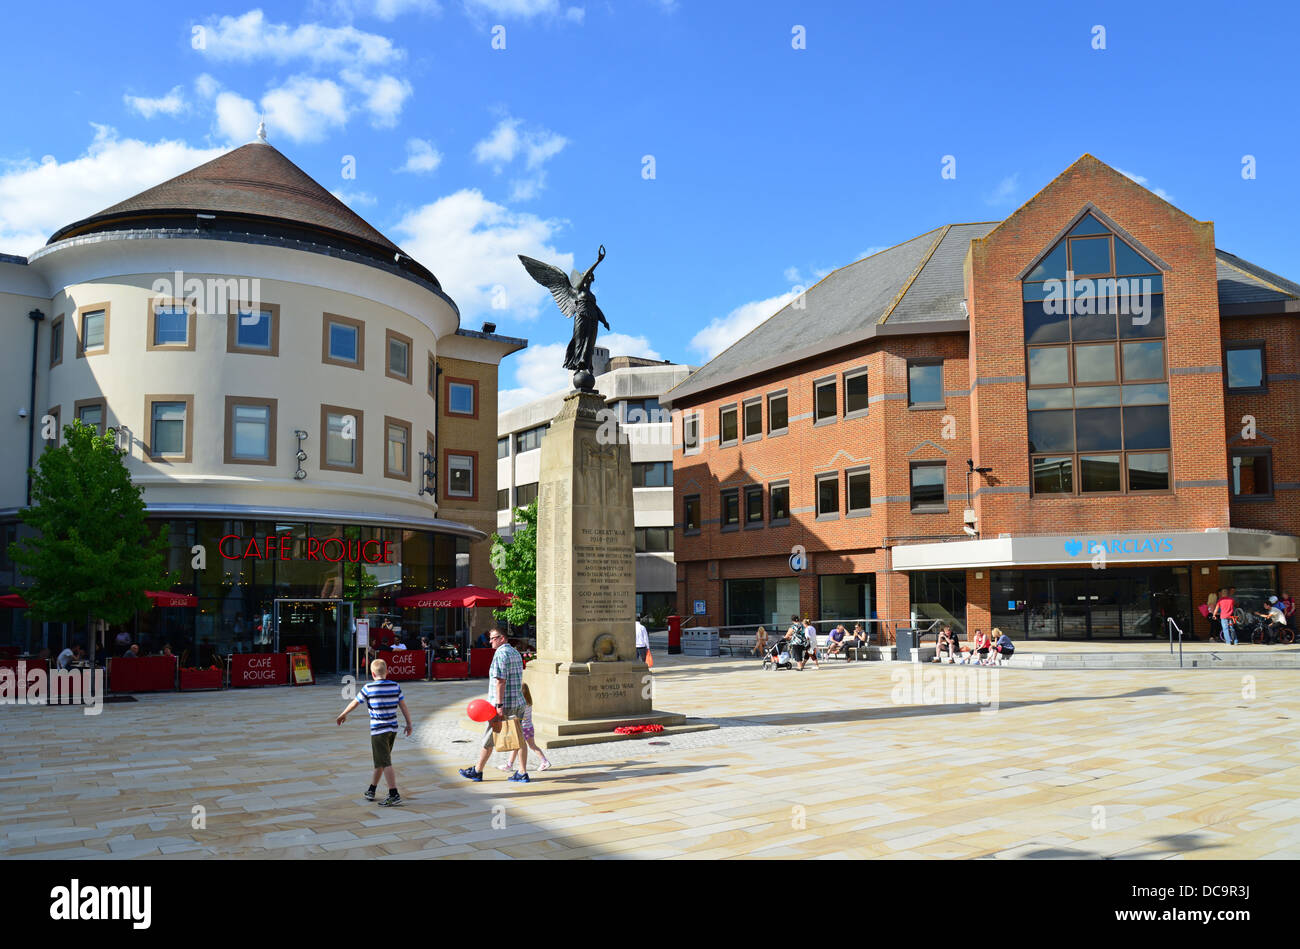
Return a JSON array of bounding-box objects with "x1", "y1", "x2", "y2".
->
[{"x1": 357, "y1": 680, "x2": 404, "y2": 734}]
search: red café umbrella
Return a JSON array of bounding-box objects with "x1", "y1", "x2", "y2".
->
[
  {"x1": 0, "y1": 594, "x2": 29, "y2": 608},
  {"x1": 394, "y1": 585, "x2": 514, "y2": 609}
]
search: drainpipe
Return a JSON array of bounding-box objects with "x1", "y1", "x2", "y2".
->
[
  {"x1": 432, "y1": 360, "x2": 442, "y2": 503},
  {"x1": 26, "y1": 309, "x2": 44, "y2": 506}
]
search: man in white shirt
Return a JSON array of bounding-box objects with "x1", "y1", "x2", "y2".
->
[
  {"x1": 57, "y1": 644, "x2": 83, "y2": 670},
  {"x1": 802, "y1": 618, "x2": 821, "y2": 670},
  {"x1": 635, "y1": 618, "x2": 650, "y2": 663}
]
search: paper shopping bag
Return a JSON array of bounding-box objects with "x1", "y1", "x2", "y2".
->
[{"x1": 494, "y1": 715, "x2": 523, "y2": 752}]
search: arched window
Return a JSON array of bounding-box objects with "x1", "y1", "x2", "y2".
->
[{"x1": 1022, "y1": 211, "x2": 1170, "y2": 495}]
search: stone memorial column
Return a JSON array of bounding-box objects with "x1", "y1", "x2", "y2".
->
[{"x1": 524, "y1": 390, "x2": 691, "y2": 746}]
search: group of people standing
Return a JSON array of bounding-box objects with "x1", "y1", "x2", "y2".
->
[{"x1": 1205, "y1": 587, "x2": 1295, "y2": 645}]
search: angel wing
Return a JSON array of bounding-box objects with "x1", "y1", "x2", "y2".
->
[{"x1": 518, "y1": 255, "x2": 578, "y2": 319}]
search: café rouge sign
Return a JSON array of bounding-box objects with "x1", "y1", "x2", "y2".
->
[{"x1": 219, "y1": 534, "x2": 395, "y2": 564}]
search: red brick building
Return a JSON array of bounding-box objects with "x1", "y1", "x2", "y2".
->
[{"x1": 662, "y1": 155, "x2": 1300, "y2": 642}]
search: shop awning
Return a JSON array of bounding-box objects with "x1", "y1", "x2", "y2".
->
[
  {"x1": 0, "y1": 594, "x2": 29, "y2": 608},
  {"x1": 890, "y1": 528, "x2": 1300, "y2": 571},
  {"x1": 145, "y1": 590, "x2": 198, "y2": 608},
  {"x1": 395, "y1": 585, "x2": 514, "y2": 609}
]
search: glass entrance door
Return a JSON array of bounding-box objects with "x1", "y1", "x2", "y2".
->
[{"x1": 275, "y1": 599, "x2": 345, "y2": 675}]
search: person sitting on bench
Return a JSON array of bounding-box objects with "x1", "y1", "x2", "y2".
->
[{"x1": 826, "y1": 624, "x2": 849, "y2": 656}]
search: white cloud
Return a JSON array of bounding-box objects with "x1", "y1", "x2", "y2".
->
[
  {"x1": 194, "y1": 73, "x2": 221, "y2": 100},
  {"x1": 400, "y1": 138, "x2": 443, "y2": 173},
  {"x1": 214, "y1": 91, "x2": 260, "y2": 142},
  {"x1": 985, "y1": 172, "x2": 1019, "y2": 206},
  {"x1": 124, "y1": 86, "x2": 187, "y2": 118},
  {"x1": 391, "y1": 188, "x2": 570, "y2": 320},
  {"x1": 524, "y1": 129, "x2": 567, "y2": 169},
  {"x1": 498, "y1": 331, "x2": 661, "y2": 411},
  {"x1": 463, "y1": 0, "x2": 581, "y2": 17},
  {"x1": 340, "y1": 70, "x2": 413, "y2": 128},
  {"x1": 498, "y1": 342, "x2": 570, "y2": 410},
  {"x1": 510, "y1": 172, "x2": 552, "y2": 201},
  {"x1": 331, "y1": 188, "x2": 378, "y2": 207},
  {"x1": 1116, "y1": 167, "x2": 1173, "y2": 202},
  {"x1": 689, "y1": 290, "x2": 801, "y2": 361},
  {"x1": 0, "y1": 126, "x2": 226, "y2": 256},
  {"x1": 262, "y1": 77, "x2": 348, "y2": 143},
  {"x1": 473, "y1": 117, "x2": 522, "y2": 168},
  {"x1": 473, "y1": 116, "x2": 567, "y2": 198},
  {"x1": 196, "y1": 10, "x2": 402, "y2": 65},
  {"x1": 315, "y1": 0, "x2": 443, "y2": 19}
]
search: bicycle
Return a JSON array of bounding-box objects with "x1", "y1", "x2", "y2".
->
[{"x1": 1247, "y1": 617, "x2": 1295, "y2": 645}]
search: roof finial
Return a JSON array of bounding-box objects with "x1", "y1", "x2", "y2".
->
[{"x1": 256, "y1": 114, "x2": 267, "y2": 143}]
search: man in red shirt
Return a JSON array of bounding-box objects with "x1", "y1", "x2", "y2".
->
[{"x1": 1212, "y1": 588, "x2": 1238, "y2": 645}]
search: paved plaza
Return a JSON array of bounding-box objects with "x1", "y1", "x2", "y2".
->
[{"x1": 2, "y1": 646, "x2": 1298, "y2": 859}]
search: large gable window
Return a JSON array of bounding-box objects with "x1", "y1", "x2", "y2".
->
[{"x1": 1023, "y1": 211, "x2": 1170, "y2": 495}]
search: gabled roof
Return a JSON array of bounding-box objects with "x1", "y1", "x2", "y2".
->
[
  {"x1": 666, "y1": 221, "x2": 1300, "y2": 407},
  {"x1": 664, "y1": 223, "x2": 995, "y2": 405},
  {"x1": 49, "y1": 142, "x2": 398, "y2": 252},
  {"x1": 1216, "y1": 249, "x2": 1300, "y2": 306}
]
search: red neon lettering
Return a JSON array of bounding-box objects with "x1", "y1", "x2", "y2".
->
[
  {"x1": 278, "y1": 534, "x2": 291, "y2": 560},
  {"x1": 243, "y1": 537, "x2": 262, "y2": 559},
  {"x1": 362, "y1": 540, "x2": 382, "y2": 563},
  {"x1": 219, "y1": 535, "x2": 240, "y2": 559},
  {"x1": 322, "y1": 539, "x2": 345, "y2": 562},
  {"x1": 306, "y1": 537, "x2": 320, "y2": 560},
  {"x1": 382, "y1": 541, "x2": 394, "y2": 564}
]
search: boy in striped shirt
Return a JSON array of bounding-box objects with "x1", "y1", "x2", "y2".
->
[{"x1": 336, "y1": 658, "x2": 413, "y2": 806}]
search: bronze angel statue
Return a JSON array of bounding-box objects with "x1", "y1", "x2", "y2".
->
[{"x1": 519, "y1": 245, "x2": 609, "y2": 391}]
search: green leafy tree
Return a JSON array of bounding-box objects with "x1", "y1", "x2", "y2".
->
[
  {"x1": 11, "y1": 421, "x2": 174, "y2": 648},
  {"x1": 490, "y1": 500, "x2": 537, "y2": 626}
]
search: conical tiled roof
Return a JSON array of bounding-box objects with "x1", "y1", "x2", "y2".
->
[{"x1": 48, "y1": 141, "x2": 399, "y2": 253}]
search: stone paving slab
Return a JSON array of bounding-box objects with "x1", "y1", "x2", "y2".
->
[{"x1": 1, "y1": 653, "x2": 1298, "y2": 858}]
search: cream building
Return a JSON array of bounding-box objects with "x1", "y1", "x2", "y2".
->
[
  {"x1": 0, "y1": 135, "x2": 525, "y2": 670},
  {"x1": 497, "y1": 354, "x2": 693, "y2": 620}
]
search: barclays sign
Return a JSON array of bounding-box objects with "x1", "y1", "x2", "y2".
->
[{"x1": 1064, "y1": 536, "x2": 1174, "y2": 558}]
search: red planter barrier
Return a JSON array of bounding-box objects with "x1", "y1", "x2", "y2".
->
[
  {"x1": 230, "y1": 653, "x2": 288, "y2": 687},
  {"x1": 432, "y1": 661, "x2": 469, "y2": 680},
  {"x1": 109, "y1": 656, "x2": 177, "y2": 693},
  {"x1": 0, "y1": 659, "x2": 50, "y2": 703},
  {"x1": 377, "y1": 649, "x2": 427, "y2": 681},
  {"x1": 179, "y1": 668, "x2": 225, "y2": 691},
  {"x1": 469, "y1": 647, "x2": 493, "y2": 678}
]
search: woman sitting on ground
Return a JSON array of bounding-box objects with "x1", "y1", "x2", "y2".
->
[
  {"x1": 965, "y1": 628, "x2": 991, "y2": 664},
  {"x1": 753, "y1": 626, "x2": 768, "y2": 657}
]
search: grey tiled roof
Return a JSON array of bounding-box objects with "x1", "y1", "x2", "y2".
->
[
  {"x1": 1215, "y1": 250, "x2": 1300, "y2": 305},
  {"x1": 888, "y1": 223, "x2": 998, "y2": 323},
  {"x1": 667, "y1": 224, "x2": 1300, "y2": 406},
  {"x1": 665, "y1": 223, "x2": 994, "y2": 403}
]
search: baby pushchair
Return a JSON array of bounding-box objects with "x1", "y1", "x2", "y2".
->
[{"x1": 762, "y1": 639, "x2": 793, "y2": 670}]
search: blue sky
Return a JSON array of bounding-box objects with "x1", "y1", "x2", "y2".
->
[{"x1": 2, "y1": 0, "x2": 1298, "y2": 406}]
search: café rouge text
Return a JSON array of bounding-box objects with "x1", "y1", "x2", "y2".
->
[{"x1": 219, "y1": 534, "x2": 395, "y2": 564}]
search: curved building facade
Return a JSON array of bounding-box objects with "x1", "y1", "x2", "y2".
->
[{"x1": 0, "y1": 138, "x2": 525, "y2": 671}]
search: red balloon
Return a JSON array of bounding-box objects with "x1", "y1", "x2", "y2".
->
[{"x1": 467, "y1": 699, "x2": 496, "y2": 722}]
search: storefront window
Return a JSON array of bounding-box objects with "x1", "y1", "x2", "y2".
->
[
  {"x1": 992, "y1": 567, "x2": 1191, "y2": 640},
  {"x1": 910, "y1": 570, "x2": 966, "y2": 636},
  {"x1": 1218, "y1": 566, "x2": 1276, "y2": 616},
  {"x1": 725, "y1": 577, "x2": 800, "y2": 627},
  {"x1": 819, "y1": 574, "x2": 875, "y2": 623}
]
